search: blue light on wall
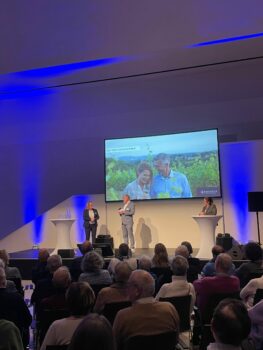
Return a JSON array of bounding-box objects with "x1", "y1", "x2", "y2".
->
[{"x1": 190, "y1": 32, "x2": 263, "y2": 47}]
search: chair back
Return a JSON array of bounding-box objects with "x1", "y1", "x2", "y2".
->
[
  {"x1": 159, "y1": 295, "x2": 191, "y2": 332},
  {"x1": 39, "y1": 309, "x2": 70, "y2": 345},
  {"x1": 253, "y1": 288, "x2": 263, "y2": 306},
  {"x1": 46, "y1": 346, "x2": 69, "y2": 350},
  {"x1": 102, "y1": 301, "x2": 131, "y2": 324},
  {"x1": 150, "y1": 267, "x2": 172, "y2": 277},
  {"x1": 124, "y1": 332, "x2": 178, "y2": 350}
]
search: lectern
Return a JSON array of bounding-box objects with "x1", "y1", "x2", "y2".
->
[
  {"x1": 50, "y1": 219, "x2": 75, "y2": 255},
  {"x1": 192, "y1": 215, "x2": 223, "y2": 259}
]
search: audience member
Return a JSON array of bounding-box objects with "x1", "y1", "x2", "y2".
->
[
  {"x1": 0, "y1": 249, "x2": 22, "y2": 279},
  {"x1": 208, "y1": 299, "x2": 251, "y2": 350},
  {"x1": 155, "y1": 255, "x2": 196, "y2": 312},
  {"x1": 0, "y1": 319, "x2": 24, "y2": 350},
  {"x1": 248, "y1": 299, "x2": 263, "y2": 350},
  {"x1": 68, "y1": 313, "x2": 115, "y2": 350},
  {"x1": 235, "y1": 242, "x2": 263, "y2": 288},
  {"x1": 152, "y1": 243, "x2": 170, "y2": 268},
  {"x1": 0, "y1": 258, "x2": 17, "y2": 292},
  {"x1": 202, "y1": 245, "x2": 235, "y2": 277},
  {"x1": 31, "y1": 248, "x2": 50, "y2": 285},
  {"x1": 94, "y1": 261, "x2": 132, "y2": 313},
  {"x1": 70, "y1": 240, "x2": 93, "y2": 281},
  {"x1": 79, "y1": 251, "x2": 112, "y2": 285},
  {"x1": 41, "y1": 266, "x2": 72, "y2": 310},
  {"x1": 108, "y1": 244, "x2": 137, "y2": 274},
  {"x1": 40, "y1": 282, "x2": 95, "y2": 349},
  {"x1": 193, "y1": 253, "x2": 240, "y2": 315},
  {"x1": 0, "y1": 267, "x2": 32, "y2": 345},
  {"x1": 175, "y1": 245, "x2": 199, "y2": 283},
  {"x1": 113, "y1": 270, "x2": 179, "y2": 350},
  {"x1": 240, "y1": 273, "x2": 263, "y2": 308}
]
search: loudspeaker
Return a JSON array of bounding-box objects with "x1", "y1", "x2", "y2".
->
[
  {"x1": 216, "y1": 234, "x2": 233, "y2": 252},
  {"x1": 57, "y1": 249, "x2": 75, "y2": 258},
  {"x1": 248, "y1": 192, "x2": 263, "y2": 212},
  {"x1": 95, "y1": 235, "x2": 114, "y2": 248},
  {"x1": 93, "y1": 243, "x2": 114, "y2": 257},
  {"x1": 227, "y1": 245, "x2": 245, "y2": 260}
]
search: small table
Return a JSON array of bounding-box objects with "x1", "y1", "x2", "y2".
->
[
  {"x1": 192, "y1": 215, "x2": 223, "y2": 259},
  {"x1": 50, "y1": 219, "x2": 75, "y2": 254}
]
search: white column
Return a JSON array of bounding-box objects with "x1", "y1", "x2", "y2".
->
[{"x1": 50, "y1": 219, "x2": 75, "y2": 254}]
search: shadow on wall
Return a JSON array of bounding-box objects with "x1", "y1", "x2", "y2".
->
[
  {"x1": 135, "y1": 217, "x2": 159, "y2": 248},
  {"x1": 98, "y1": 224, "x2": 111, "y2": 236}
]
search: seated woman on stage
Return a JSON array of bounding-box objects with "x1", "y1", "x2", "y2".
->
[{"x1": 199, "y1": 197, "x2": 217, "y2": 215}]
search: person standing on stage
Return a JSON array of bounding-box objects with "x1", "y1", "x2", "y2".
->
[
  {"x1": 118, "y1": 195, "x2": 135, "y2": 252},
  {"x1": 83, "y1": 201, "x2": 100, "y2": 243},
  {"x1": 199, "y1": 197, "x2": 217, "y2": 215}
]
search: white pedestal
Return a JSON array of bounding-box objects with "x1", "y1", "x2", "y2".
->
[
  {"x1": 192, "y1": 215, "x2": 223, "y2": 259},
  {"x1": 50, "y1": 219, "x2": 75, "y2": 254}
]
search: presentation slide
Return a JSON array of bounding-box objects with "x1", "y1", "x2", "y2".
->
[{"x1": 105, "y1": 129, "x2": 221, "y2": 202}]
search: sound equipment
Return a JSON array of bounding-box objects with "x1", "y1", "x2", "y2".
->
[
  {"x1": 94, "y1": 235, "x2": 114, "y2": 257},
  {"x1": 248, "y1": 192, "x2": 263, "y2": 212},
  {"x1": 57, "y1": 249, "x2": 75, "y2": 258},
  {"x1": 95, "y1": 235, "x2": 114, "y2": 248},
  {"x1": 216, "y1": 233, "x2": 233, "y2": 252},
  {"x1": 227, "y1": 245, "x2": 245, "y2": 260}
]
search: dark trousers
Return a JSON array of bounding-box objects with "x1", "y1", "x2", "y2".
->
[{"x1": 85, "y1": 224, "x2": 97, "y2": 243}]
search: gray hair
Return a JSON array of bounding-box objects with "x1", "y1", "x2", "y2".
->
[
  {"x1": 138, "y1": 255, "x2": 152, "y2": 271},
  {"x1": 81, "y1": 251, "x2": 104, "y2": 273},
  {"x1": 129, "y1": 270, "x2": 155, "y2": 298},
  {"x1": 0, "y1": 267, "x2": 7, "y2": 288},
  {"x1": 0, "y1": 258, "x2": 5, "y2": 269},
  {"x1": 171, "y1": 255, "x2": 189, "y2": 276},
  {"x1": 114, "y1": 261, "x2": 132, "y2": 283},
  {"x1": 47, "y1": 254, "x2": 62, "y2": 273},
  {"x1": 153, "y1": 153, "x2": 170, "y2": 164},
  {"x1": 53, "y1": 266, "x2": 71, "y2": 289}
]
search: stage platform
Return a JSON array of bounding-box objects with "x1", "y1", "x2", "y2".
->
[{"x1": 9, "y1": 248, "x2": 247, "y2": 280}]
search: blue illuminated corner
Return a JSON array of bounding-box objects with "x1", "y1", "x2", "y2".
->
[{"x1": 189, "y1": 32, "x2": 263, "y2": 47}]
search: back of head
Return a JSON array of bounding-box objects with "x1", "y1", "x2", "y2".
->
[
  {"x1": 52, "y1": 266, "x2": 71, "y2": 289},
  {"x1": 66, "y1": 282, "x2": 95, "y2": 316},
  {"x1": 212, "y1": 245, "x2": 224, "y2": 258},
  {"x1": 245, "y1": 241, "x2": 262, "y2": 262},
  {"x1": 152, "y1": 243, "x2": 169, "y2": 267},
  {"x1": 81, "y1": 251, "x2": 104, "y2": 273},
  {"x1": 118, "y1": 243, "x2": 129, "y2": 258},
  {"x1": 138, "y1": 255, "x2": 152, "y2": 271},
  {"x1": 175, "y1": 245, "x2": 189, "y2": 259},
  {"x1": 0, "y1": 267, "x2": 7, "y2": 288},
  {"x1": 81, "y1": 240, "x2": 93, "y2": 255},
  {"x1": 211, "y1": 298, "x2": 251, "y2": 346},
  {"x1": 114, "y1": 261, "x2": 132, "y2": 283},
  {"x1": 68, "y1": 313, "x2": 114, "y2": 350},
  {"x1": 181, "y1": 241, "x2": 193, "y2": 255},
  {"x1": 38, "y1": 248, "x2": 50, "y2": 263},
  {"x1": 128, "y1": 270, "x2": 155, "y2": 301},
  {"x1": 0, "y1": 250, "x2": 9, "y2": 266},
  {"x1": 47, "y1": 254, "x2": 62, "y2": 273},
  {"x1": 0, "y1": 258, "x2": 5, "y2": 269},
  {"x1": 215, "y1": 253, "x2": 232, "y2": 274},
  {"x1": 171, "y1": 255, "x2": 189, "y2": 276}
]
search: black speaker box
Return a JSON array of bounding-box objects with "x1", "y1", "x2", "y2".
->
[
  {"x1": 95, "y1": 235, "x2": 114, "y2": 248},
  {"x1": 57, "y1": 249, "x2": 75, "y2": 258},
  {"x1": 248, "y1": 192, "x2": 263, "y2": 212},
  {"x1": 216, "y1": 234, "x2": 233, "y2": 252},
  {"x1": 93, "y1": 243, "x2": 114, "y2": 257}
]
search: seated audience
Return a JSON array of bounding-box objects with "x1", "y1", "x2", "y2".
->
[
  {"x1": 94, "y1": 261, "x2": 132, "y2": 313},
  {"x1": 0, "y1": 258, "x2": 17, "y2": 292},
  {"x1": 41, "y1": 266, "x2": 72, "y2": 310},
  {"x1": 0, "y1": 267, "x2": 32, "y2": 344},
  {"x1": 0, "y1": 319, "x2": 24, "y2": 350},
  {"x1": 32, "y1": 248, "x2": 50, "y2": 285},
  {"x1": 193, "y1": 253, "x2": 240, "y2": 315},
  {"x1": 108, "y1": 243, "x2": 137, "y2": 274},
  {"x1": 202, "y1": 245, "x2": 235, "y2": 277},
  {"x1": 113, "y1": 270, "x2": 179, "y2": 350},
  {"x1": 40, "y1": 282, "x2": 95, "y2": 349},
  {"x1": 240, "y1": 273, "x2": 263, "y2": 308},
  {"x1": 181, "y1": 241, "x2": 200, "y2": 271},
  {"x1": 248, "y1": 299, "x2": 263, "y2": 350},
  {"x1": 235, "y1": 241, "x2": 263, "y2": 288},
  {"x1": 79, "y1": 251, "x2": 112, "y2": 285},
  {"x1": 175, "y1": 245, "x2": 199, "y2": 283},
  {"x1": 68, "y1": 313, "x2": 115, "y2": 350},
  {"x1": 0, "y1": 249, "x2": 22, "y2": 279},
  {"x1": 152, "y1": 243, "x2": 170, "y2": 268},
  {"x1": 70, "y1": 240, "x2": 93, "y2": 281},
  {"x1": 155, "y1": 255, "x2": 196, "y2": 313},
  {"x1": 208, "y1": 299, "x2": 251, "y2": 350}
]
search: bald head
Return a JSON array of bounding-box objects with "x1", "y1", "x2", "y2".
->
[
  {"x1": 114, "y1": 261, "x2": 132, "y2": 283},
  {"x1": 175, "y1": 245, "x2": 189, "y2": 259},
  {"x1": 128, "y1": 270, "x2": 155, "y2": 302},
  {"x1": 215, "y1": 253, "x2": 233, "y2": 274},
  {"x1": 53, "y1": 266, "x2": 71, "y2": 289}
]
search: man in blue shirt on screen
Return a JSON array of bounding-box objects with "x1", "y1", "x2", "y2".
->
[{"x1": 150, "y1": 153, "x2": 192, "y2": 198}]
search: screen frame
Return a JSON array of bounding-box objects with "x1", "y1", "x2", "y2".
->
[{"x1": 104, "y1": 128, "x2": 222, "y2": 203}]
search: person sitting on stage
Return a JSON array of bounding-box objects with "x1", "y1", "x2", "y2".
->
[
  {"x1": 94, "y1": 261, "x2": 132, "y2": 313},
  {"x1": 201, "y1": 245, "x2": 235, "y2": 277},
  {"x1": 235, "y1": 241, "x2": 263, "y2": 288},
  {"x1": 31, "y1": 248, "x2": 50, "y2": 285},
  {"x1": 79, "y1": 251, "x2": 112, "y2": 286},
  {"x1": 208, "y1": 299, "x2": 251, "y2": 350},
  {"x1": 108, "y1": 243, "x2": 137, "y2": 275},
  {"x1": 175, "y1": 245, "x2": 199, "y2": 283},
  {"x1": 70, "y1": 240, "x2": 93, "y2": 281},
  {"x1": 199, "y1": 197, "x2": 217, "y2": 215},
  {"x1": 193, "y1": 253, "x2": 240, "y2": 315},
  {"x1": 113, "y1": 270, "x2": 179, "y2": 350},
  {"x1": 40, "y1": 282, "x2": 95, "y2": 350},
  {"x1": 152, "y1": 243, "x2": 170, "y2": 268},
  {"x1": 155, "y1": 255, "x2": 196, "y2": 313}
]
